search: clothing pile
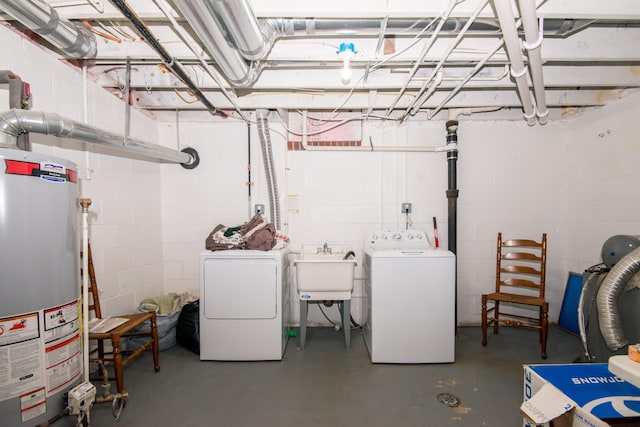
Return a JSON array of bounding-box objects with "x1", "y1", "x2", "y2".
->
[
  {"x1": 126, "y1": 291, "x2": 199, "y2": 351},
  {"x1": 205, "y1": 213, "x2": 277, "y2": 251}
]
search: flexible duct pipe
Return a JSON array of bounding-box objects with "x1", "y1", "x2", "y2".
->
[
  {"x1": 0, "y1": 0, "x2": 96, "y2": 58},
  {"x1": 491, "y1": 0, "x2": 536, "y2": 125},
  {"x1": 518, "y1": 0, "x2": 549, "y2": 124},
  {"x1": 172, "y1": 0, "x2": 260, "y2": 87},
  {"x1": 209, "y1": 0, "x2": 273, "y2": 61},
  {"x1": 0, "y1": 109, "x2": 199, "y2": 167},
  {"x1": 596, "y1": 246, "x2": 640, "y2": 351},
  {"x1": 256, "y1": 110, "x2": 281, "y2": 229}
]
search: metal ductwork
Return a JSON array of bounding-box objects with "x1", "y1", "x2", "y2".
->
[
  {"x1": 0, "y1": 71, "x2": 31, "y2": 151},
  {"x1": 256, "y1": 110, "x2": 281, "y2": 229},
  {"x1": 211, "y1": 0, "x2": 274, "y2": 61},
  {"x1": 172, "y1": 0, "x2": 262, "y2": 87},
  {"x1": 597, "y1": 246, "x2": 640, "y2": 351},
  {"x1": 0, "y1": 109, "x2": 199, "y2": 168},
  {"x1": 0, "y1": 0, "x2": 96, "y2": 58}
]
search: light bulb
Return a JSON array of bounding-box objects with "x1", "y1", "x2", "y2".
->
[{"x1": 340, "y1": 59, "x2": 352, "y2": 85}]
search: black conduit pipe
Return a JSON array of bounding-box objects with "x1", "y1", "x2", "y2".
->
[
  {"x1": 446, "y1": 119, "x2": 459, "y2": 335},
  {"x1": 109, "y1": 0, "x2": 226, "y2": 118}
]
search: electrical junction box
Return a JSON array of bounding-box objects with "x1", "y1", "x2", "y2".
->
[
  {"x1": 255, "y1": 204, "x2": 265, "y2": 215},
  {"x1": 522, "y1": 363, "x2": 640, "y2": 427},
  {"x1": 401, "y1": 203, "x2": 412, "y2": 214}
]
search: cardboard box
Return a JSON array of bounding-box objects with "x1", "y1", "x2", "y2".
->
[{"x1": 522, "y1": 363, "x2": 640, "y2": 426}]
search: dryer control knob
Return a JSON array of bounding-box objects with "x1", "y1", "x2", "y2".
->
[{"x1": 393, "y1": 233, "x2": 401, "y2": 240}]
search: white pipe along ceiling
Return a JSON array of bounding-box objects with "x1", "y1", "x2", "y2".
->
[{"x1": 0, "y1": 0, "x2": 638, "y2": 125}]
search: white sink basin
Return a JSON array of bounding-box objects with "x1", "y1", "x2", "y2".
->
[{"x1": 294, "y1": 253, "x2": 357, "y2": 300}]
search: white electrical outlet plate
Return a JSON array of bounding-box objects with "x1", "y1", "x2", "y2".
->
[
  {"x1": 255, "y1": 204, "x2": 265, "y2": 215},
  {"x1": 401, "y1": 203, "x2": 412, "y2": 213}
]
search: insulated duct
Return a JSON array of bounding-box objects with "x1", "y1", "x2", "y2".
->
[
  {"x1": 0, "y1": 0, "x2": 96, "y2": 58},
  {"x1": 0, "y1": 109, "x2": 199, "y2": 168},
  {"x1": 256, "y1": 110, "x2": 281, "y2": 229},
  {"x1": 597, "y1": 246, "x2": 640, "y2": 351}
]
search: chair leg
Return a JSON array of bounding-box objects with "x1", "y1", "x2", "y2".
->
[
  {"x1": 541, "y1": 303, "x2": 549, "y2": 359},
  {"x1": 342, "y1": 300, "x2": 351, "y2": 350},
  {"x1": 299, "y1": 299, "x2": 308, "y2": 350},
  {"x1": 481, "y1": 295, "x2": 488, "y2": 346},
  {"x1": 111, "y1": 336, "x2": 124, "y2": 394},
  {"x1": 493, "y1": 301, "x2": 500, "y2": 334},
  {"x1": 150, "y1": 313, "x2": 160, "y2": 372}
]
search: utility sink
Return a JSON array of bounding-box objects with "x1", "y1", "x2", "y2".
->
[{"x1": 294, "y1": 253, "x2": 357, "y2": 300}]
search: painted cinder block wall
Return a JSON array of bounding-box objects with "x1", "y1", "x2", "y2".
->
[
  {"x1": 0, "y1": 25, "x2": 164, "y2": 317},
  {"x1": 3, "y1": 21, "x2": 639, "y2": 326}
]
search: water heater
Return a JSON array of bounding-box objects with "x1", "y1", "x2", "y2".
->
[{"x1": 0, "y1": 148, "x2": 81, "y2": 426}]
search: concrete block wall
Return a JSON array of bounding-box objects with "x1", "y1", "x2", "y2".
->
[
  {"x1": 0, "y1": 25, "x2": 164, "y2": 316},
  {"x1": 5, "y1": 22, "x2": 639, "y2": 326},
  {"x1": 157, "y1": 93, "x2": 640, "y2": 327}
]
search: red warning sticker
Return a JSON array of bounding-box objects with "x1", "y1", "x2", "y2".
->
[{"x1": 4, "y1": 159, "x2": 77, "y2": 183}]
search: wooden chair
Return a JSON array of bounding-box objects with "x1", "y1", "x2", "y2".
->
[
  {"x1": 84, "y1": 243, "x2": 160, "y2": 393},
  {"x1": 482, "y1": 233, "x2": 549, "y2": 358}
]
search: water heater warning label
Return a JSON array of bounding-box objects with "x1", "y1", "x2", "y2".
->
[
  {"x1": 0, "y1": 312, "x2": 45, "y2": 403},
  {"x1": 3, "y1": 159, "x2": 77, "y2": 183}
]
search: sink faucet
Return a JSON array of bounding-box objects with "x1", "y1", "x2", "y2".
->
[{"x1": 317, "y1": 243, "x2": 332, "y2": 254}]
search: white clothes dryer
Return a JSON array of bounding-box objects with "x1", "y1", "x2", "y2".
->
[
  {"x1": 199, "y1": 248, "x2": 290, "y2": 360},
  {"x1": 363, "y1": 230, "x2": 455, "y2": 363}
]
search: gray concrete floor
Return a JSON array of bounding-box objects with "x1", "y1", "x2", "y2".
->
[{"x1": 90, "y1": 325, "x2": 582, "y2": 426}]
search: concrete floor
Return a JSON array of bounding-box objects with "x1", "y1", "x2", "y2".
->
[{"x1": 90, "y1": 325, "x2": 582, "y2": 426}]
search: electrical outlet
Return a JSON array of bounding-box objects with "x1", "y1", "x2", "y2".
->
[
  {"x1": 255, "y1": 204, "x2": 265, "y2": 215},
  {"x1": 401, "y1": 203, "x2": 412, "y2": 214}
]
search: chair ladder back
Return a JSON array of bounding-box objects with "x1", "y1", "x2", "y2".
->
[
  {"x1": 86, "y1": 243, "x2": 103, "y2": 319},
  {"x1": 495, "y1": 232, "x2": 547, "y2": 297}
]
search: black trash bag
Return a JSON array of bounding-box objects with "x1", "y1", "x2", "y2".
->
[{"x1": 176, "y1": 300, "x2": 200, "y2": 354}]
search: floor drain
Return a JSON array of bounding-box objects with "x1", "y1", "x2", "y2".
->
[{"x1": 437, "y1": 392, "x2": 461, "y2": 407}]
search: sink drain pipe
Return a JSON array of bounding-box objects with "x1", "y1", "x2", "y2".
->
[{"x1": 446, "y1": 119, "x2": 459, "y2": 333}]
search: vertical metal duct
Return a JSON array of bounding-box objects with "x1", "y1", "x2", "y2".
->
[
  {"x1": 0, "y1": 0, "x2": 96, "y2": 58},
  {"x1": 256, "y1": 109, "x2": 281, "y2": 229},
  {"x1": 0, "y1": 70, "x2": 31, "y2": 151},
  {"x1": 446, "y1": 120, "x2": 459, "y2": 333},
  {"x1": 172, "y1": 0, "x2": 260, "y2": 86}
]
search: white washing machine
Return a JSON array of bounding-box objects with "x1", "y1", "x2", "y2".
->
[
  {"x1": 363, "y1": 230, "x2": 455, "y2": 363},
  {"x1": 200, "y1": 248, "x2": 290, "y2": 360}
]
